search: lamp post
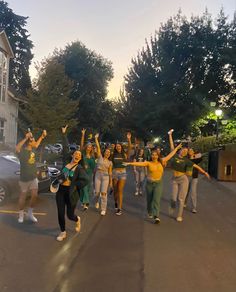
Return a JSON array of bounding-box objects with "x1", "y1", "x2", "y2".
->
[{"x1": 215, "y1": 109, "x2": 223, "y2": 140}]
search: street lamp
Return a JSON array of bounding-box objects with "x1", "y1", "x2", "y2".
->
[{"x1": 215, "y1": 109, "x2": 223, "y2": 140}]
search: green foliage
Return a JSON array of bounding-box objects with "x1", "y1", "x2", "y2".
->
[
  {"x1": 120, "y1": 9, "x2": 236, "y2": 140},
  {"x1": 0, "y1": 0, "x2": 33, "y2": 94},
  {"x1": 20, "y1": 61, "x2": 79, "y2": 143}
]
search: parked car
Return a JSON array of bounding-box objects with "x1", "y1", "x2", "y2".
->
[
  {"x1": 48, "y1": 166, "x2": 61, "y2": 179},
  {"x1": 45, "y1": 143, "x2": 63, "y2": 154},
  {"x1": 0, "y1": 153, "x2": 51, "y2": 205}
]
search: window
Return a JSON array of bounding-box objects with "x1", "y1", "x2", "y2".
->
[
  {"x1": 0, "y1": 51, "x2": 7, "y2": 102},
  {"x1": 0, "y1": 120, "x2": 4, "y2": 142}
]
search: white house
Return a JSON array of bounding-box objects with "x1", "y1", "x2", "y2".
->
[{"x1": 0, "y1": 29, "x2": 19, "y2": 148}]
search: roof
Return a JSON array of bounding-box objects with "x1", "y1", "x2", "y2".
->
[{"x1": 0, "y1": 30, "x2": 14, "y2": 58}]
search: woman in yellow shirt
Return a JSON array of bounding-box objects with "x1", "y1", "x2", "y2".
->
[{"x1": 124, "y1": 143, "x2": 182, "y2": 224}]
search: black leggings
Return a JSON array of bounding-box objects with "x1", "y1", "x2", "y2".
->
[{"x1": 56, "y1": 185, "x2": 78, "y2": 232}]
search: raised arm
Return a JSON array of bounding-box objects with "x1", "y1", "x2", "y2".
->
[
  {"x1": 193, "y1": 164, "x2": 210, "y2": 179},
  {"x1": 15, "y1": 132, "x2": 32, "y2": 153},
  {"x1": 94, "y1": 133, "x2": 101, "y2": 157},
  {"x1": 162, "y1": 143, "x2": 182, "y2": 163},
  {"x1": 126, "y1": 132, "x2": 132, "y2": 159},
  {"x1": 34, "y1": 130, "x2": 47, "y2": 149},
  {"x1": 80, "y1": 128, "x2": 86, "y2": 151},
  {"x1": 168, "y1": 129, "x2": 175, "y2": 151}
]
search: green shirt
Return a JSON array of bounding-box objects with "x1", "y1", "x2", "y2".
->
[
  {"x1": 18, "y1": 148, "x2": 37, "y2": 182},
  {"x1": 83, "y1": 155, "x2": 96, "y2": 176},
  {"x1": 170, "y1": 154, "x2": 194, "y2": 173}
]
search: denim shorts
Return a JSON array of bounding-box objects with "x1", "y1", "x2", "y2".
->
[{"x1": 112, "y1": 169, "x2": 127, "y2": 180}]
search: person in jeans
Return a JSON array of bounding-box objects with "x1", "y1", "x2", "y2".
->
[
  {"x1": 185, "y1": 148, "x2": 203, "y2": 213},
  {"x1": 133, "y1": 148, "x2": 146, "y2": 196},
  {"x1": 16, "y1": 129, "x2": 47, "y2": 223},
  {"x1": 94, "y1": 133, "x2": 112, "y2": 216},
  {"x1": 168, "y1": 130, "x2": 210, "y2": 222},
  {"x1": 124, "y1": 143, "x2": 182, "y2": 224},
  {"x1": 55, "y1": 125, "x2": 89, "y2": 242}
]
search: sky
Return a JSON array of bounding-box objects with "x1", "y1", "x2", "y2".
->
[{"x1": 6, "y1": 0, "x2": 236, "y2": 99}]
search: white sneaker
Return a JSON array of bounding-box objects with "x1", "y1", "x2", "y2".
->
[
  {"x1": 101, "y1": 210, "x2": 106, "y2": 216},
  {"x1": 75, "y1": 216, "x2": 81, "y2": 232},
  {"x1": 18, "y1": 210, "x2": 24, "y2": 223},
  {"x1": 95, "y1": 202, "x2": 99, "y2": 209},
  {"x1": 56, "y1": 231, "x2": 67, "y2": 242},
  {"x1": 134, "y1": 191, "x2": 139, "y2": 196},
  {"x1": 192, "y1": 209, "x2": 197, "y2": 213},
  {"x1": 176, "y1": 216, "x2": 183, "y2": 222},
  {"x1": 27, "y1": 209, "x2": 38, "y2": 223}
]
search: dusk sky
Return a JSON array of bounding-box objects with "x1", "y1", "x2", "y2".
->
[{"x1": 6, "y1": 0, "x2": 236, "y2": 99}]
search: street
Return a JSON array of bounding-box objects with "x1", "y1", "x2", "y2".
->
[{"x1": 0, "y1": 170, "x2": 235, "y2": 292}]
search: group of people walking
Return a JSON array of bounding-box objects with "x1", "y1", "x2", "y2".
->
[{"x1": 15, "y1": 126, "x2": 210, "y2": 242}]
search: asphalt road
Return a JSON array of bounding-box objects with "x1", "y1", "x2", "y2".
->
[{"x1": 0, "y1": 170, "x2": 235, "y2": 292}]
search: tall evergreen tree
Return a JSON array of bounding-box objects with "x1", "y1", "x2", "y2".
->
[{"x1": 0, "y1": 0, "x2": 33, "y2": 94}]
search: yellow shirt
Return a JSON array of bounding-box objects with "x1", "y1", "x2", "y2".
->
[{"x1": 147, "y1": 161, "x2": 164, "y2": 181}]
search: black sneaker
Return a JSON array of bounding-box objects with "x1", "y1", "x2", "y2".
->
[
  {"x1": 154, "y1": 216, "x2": 160, "y2": 224},
  {"x1": 116, "y1": 209, "x2": 122, "y2": 216}
]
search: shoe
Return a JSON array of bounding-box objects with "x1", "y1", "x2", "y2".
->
[
  {"x1": 192, "y1": 209, "x2": 197, "y2": 213},
  {"x1": 176, "y1": 216, "x2": 183, "y2": 222},
  {"x1": 75, "y1": 216, "x2": 81, "y2": 232},
  {"x1": 139, "y1": 191, "x2": 143, "y2": 196},
  {"x1": 134, "y1": 191, "x2": 139, "y2": 196},
  {"x1": 101, "y1": 210, "x2": 106, "y2": 216},
  {"x1": 95, "y1": 202, "x2": 99, "y2": 209},
  {"x1": 18, "y1": 210, "x2": 24, "y2": 223},
  {"x1": 116, "y1": 209, "x2": 122, "y2": 216},
  {"x1": 83, "y1": 205, "x2": 88, "y2": 211},
  {"x1": 56, "y1": 231, "x2": 67, "y2": 242},
  {"x1": 27, "y1": 208, "x2": 38, "y2": 223},
  {"x1": 154, "y1": 217, "x2": 161, "y2": 224},
  {"x1": 148, "y1": 213, "x2": 153, "y2": 219}
]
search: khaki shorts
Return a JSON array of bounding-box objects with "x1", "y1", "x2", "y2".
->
[{"x1": 19, "y1": 178, "x2": 38, "y2": 193}]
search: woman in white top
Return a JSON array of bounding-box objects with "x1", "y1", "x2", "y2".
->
[{"x1": 94, "y1": 134, "x2": 113, "y2": 215}]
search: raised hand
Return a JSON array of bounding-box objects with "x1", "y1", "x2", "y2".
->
[
  {"x1": 168, "y1": 129, "x2": 174, "y2": 135},
  {"x1": 94, "y1": 133, "x2": 99, "y2": 139},
  {"x1": 176, "y1": 143, "x2": 182, "y2": 150},
  {"x1": 42, "y1": 130, "x2": 47, "y2": 138},
  {"x1": 127, "y1": 132, "x2": 131, "y2": 140},
  {"x1": 61, "y1": 125, "x2": 68, "y2": 134},
  {"x1": 81, "y1": 128, "x2": 86, "y2": 135},
  {"x1": 25, "y1": 132, "x2": 32, "y2": 140}
]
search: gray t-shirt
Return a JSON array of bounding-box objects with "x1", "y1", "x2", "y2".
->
[{"x1": 96, "y1": 156, "x2": 112, "y2": 173}]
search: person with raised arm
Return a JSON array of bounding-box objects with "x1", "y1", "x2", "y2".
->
[
  {"x1": 124, "y1": 143, "x2": 182, "y2": 224},
  {"x1": 168, "y1": 129, "x2": 210, "y2": 222},
  {"x1": 54, "y1": 125, "x2": 89, "y2": 242},
  {"x1": 80, "y1": 128, "x2": 96, "y2": 210},
  {"x1": 111, "y1": 133, "x2": 132, "y2": 215},
  {"x1": 94, "y1": 133, "x2": 113, "y2": 216},
  {"x1": 16, "y1": 129, "x2": 47, "y2": 223}
]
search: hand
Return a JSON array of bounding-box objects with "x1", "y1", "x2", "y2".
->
[
  {"x1": 168, "y1": 129, "x2": 174, "y2": 135},
  {"x1": 127, "y1": 132, "x2": 131, "y2": 140},
  {"x1": 61, "y1": 125, "x2": 68, "y2": 134},
  {"x1": 205, "y1": 172, "x2": 210, "y2": 179},
  {"x1": 41, "y1": 130, "x2": 47, "y2": 138},
  {"x1": 95, "y1": 133, "x2": 99, "y2": 139},
  {"x1": 81, "y1": 128, "x2": 86, "y2": 135},
  {"x1": 122, "y1": 162, "x2": 129, "y2": 167},
  {"x1": 25, "y1": 132, "x2": 32, "y2": 140}
]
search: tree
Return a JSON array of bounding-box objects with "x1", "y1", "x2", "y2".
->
[
  {"x1": 51, "y1": 42, "x2": 114, "y2": 134},
  {"x1": 0, "y1": 0, "x2": 33, "y2": 94},
  {"x1": 20, "y1": 61, "x2": 79, "y2": 144},
  {"x1": 121, "y1": 9, "x2": 236, "y2": 140}
]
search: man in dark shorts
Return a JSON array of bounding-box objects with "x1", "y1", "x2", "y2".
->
[{"x1": 16, "y1": 129, "x2": 47, "y2": 223}]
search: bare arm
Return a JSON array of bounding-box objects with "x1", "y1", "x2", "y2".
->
[
  {"x1": 126, "y1": 132, "x2": 132, "y2": 159},
  {"x1": 168, "y1": 129, "x2": 174, "y2": 151},
  {"x1": 193, "y1": 164, "x2": 210, "y2": 179},
  {"x1": 94, "y1": 133, "x2": 101, "y2": 157},
  {"x1": 108, "y1": 164, "x2": 113, "y2": 188},
  {"x1": 126, "y1": 161, "x2": 149, "y2": 167},
  {"x1": 80, "y1": 128, "x2": 86, "y2": 151},
  {"x1": 15, "y1": 132, "x2": 31, "y2": 153},
  {"x1": 162, "y1": 143, "x2": 182, "y2": 163},
  {"x1": 34, "y1": 130, "x2": 47, "y2": 149}
]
